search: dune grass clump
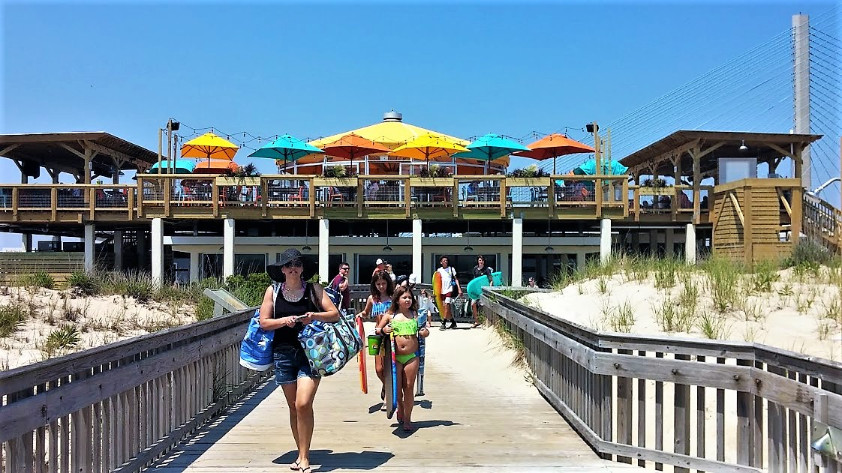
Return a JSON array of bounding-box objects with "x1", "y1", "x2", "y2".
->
[
  {"x1": 750, "y1": 260, "x2": 780, "y2": 293},
  {"x1": 42, "y1": 325, "x2": 80, "y2": 358},
  {"x1": 20, "y1": 271, "x2": 54, "y2": 290},
  {"x1": 67, "y1": 271, "x2": 101, "y2": 295},
  {"x1": 702, "y1": 257, "x2": 742, "y2": 312},
  {"x1": 0, "y1": 303, "x2": 28, "y2": 337}
]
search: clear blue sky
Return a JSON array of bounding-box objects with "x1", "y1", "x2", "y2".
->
[{"x1": 0, "y1": 0, "x2": 835, "y2": 248}]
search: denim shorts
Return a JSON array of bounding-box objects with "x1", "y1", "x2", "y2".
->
[{"x1": 273, "y1": 345, "x2": 318, "y2": 385}]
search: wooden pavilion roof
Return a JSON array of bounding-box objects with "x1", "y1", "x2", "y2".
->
[
  {"x1": 0, "y1": 132, "x2": 158, "y2": 178},
  {"x1": 619, "y1": 130, "x2": 822, "y2": 179}
]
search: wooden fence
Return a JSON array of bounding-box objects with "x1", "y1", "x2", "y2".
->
[
  {"x1": 481, "y1": 287, "x2": 842, "y2": 472},
  {"x1": 0, "y1": 307, "x2": 268, "y2": 473}
]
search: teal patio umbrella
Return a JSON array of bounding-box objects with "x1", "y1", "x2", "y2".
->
[
  {"x1": 452, "y1": 134, "x2": 531, "y2": 173},
  {"x1": 151, "y1": 159, "x2": 195, "y2": 174},
  {"x1": 575, "y1": 158, "x2": 628, "y2": 176},
  {"x1": 249, "y1": 134, "x2": 324, "y2": 171}
]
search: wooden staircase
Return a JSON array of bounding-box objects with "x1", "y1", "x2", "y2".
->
[{"x1": 802, "y1": 194, "x2": 842, "y2": 253}]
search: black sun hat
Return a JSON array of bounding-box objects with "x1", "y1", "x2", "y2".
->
[{"x1": 267, "y1": 248, "x2": 303, "y2": 282}]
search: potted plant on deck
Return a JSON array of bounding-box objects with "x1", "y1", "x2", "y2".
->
[{"x1": 506, "y1": 164, "x2": 550, "y2": 187}]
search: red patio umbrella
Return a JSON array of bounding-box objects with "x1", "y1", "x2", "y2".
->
[{"x1": 514, "y1": 134, "x2": 595, "y2": 174}]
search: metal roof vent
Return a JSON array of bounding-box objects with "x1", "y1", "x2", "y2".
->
[{"x1": 383, "y1": 110, "x2": 402, "y2": 122}]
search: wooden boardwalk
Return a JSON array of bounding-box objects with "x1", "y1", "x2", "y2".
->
[{"x1": 145, "y1": 323, "x2": 636, "y2": 472}]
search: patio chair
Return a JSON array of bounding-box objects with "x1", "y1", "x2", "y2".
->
[{"x1": 327, "y1": 186, "x2": 345, "y2": 206}]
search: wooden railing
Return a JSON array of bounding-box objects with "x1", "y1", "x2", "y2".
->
[
  {"x1": 0, "y1": 175, "x2": 634, "y2": 221},
  {"x1": 627, "y1": 184, "x2": 714, "y2": 221},
  {"x1": 0, "y1": 307, "x2": 267, "y2": 473},
  {"x1": 803, "y1": 194, "x2": 842, "y2": 253},
  {"x1": 481, "y1": 287, "x2": 842, "y2": 472}
]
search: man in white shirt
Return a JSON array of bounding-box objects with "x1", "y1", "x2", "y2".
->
[{"x1": 437, "y1": 256, "x2": 461, "y2": 330}]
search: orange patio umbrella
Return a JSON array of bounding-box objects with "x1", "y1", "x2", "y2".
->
[
  {"x1": 514, "y1": 134, "x2": 594, "y2": 174},
  {"x1": 318, "y1": 133, "x2": 390, "y2": 171},
  {"x1": 193, "y1": 159, "x2": 240, "y2": 174}
]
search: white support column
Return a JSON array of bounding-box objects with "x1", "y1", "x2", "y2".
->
[
  {"x1": 223, "y1": 218, "x2": 235, "y2": 278},
  {"x1": 600, "y1": 218, "x2": 612, "y2": 265},
  {"x1": 512, "y1": 217, "x2": 523, "y2": 287},
  {"x1": 113, "y1": 231, "x2": 123, "y2": 271},
  {"x1": 685, "y1": 223, "x2": 697, "y2": 264},
  {"x1": 190, "y1": 252, "x2": 200, "y2": 283},
  {"x1": 84, "y1": 224, "x2": 95, "y2": 272},
  {"x1": 793, "y1": 14, "x2": 811, "y2": 190},
  {"x1": 413, "y1": 219, "x2": 422, "y2": 283},
  {"x1": 151, "y1": 218, "x2": 164, "y2": 285},
  {"x1": 319, "y1": 219, "x2": 329, "y2": 283}
]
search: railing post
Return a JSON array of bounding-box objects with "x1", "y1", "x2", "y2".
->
[
  {"x1": 51, "y1": 187, "x2": 57, "y2": 222},
  {"x1": 792, "y1": 185, "x2": 803, "y2": 249},
  {"x1": 89, "y1": 187, "x2": 96, "y2": 221},
  {"x1": 452, "y1": 180, "x2": 459, "y2": 217},
  {"x1": 136, "y1": 178, "x2": 144, "y2": 218},
  {"x1": 164, "y1": 178, "x2": 171, "y2": 217},
  {"x1": 12, "y1": 186, "x2": 18, "y2": 220},
  {"x1": 548, "y1": 179, "x2": 556, "y2": 218},
  {"x1": 212, "y1": 183, "x2": 219, "y2": 218},
  {"x1": 499, "y1": 179, "x2": 507, "y2": 218},
  {"x1": 596, "y1": 177, "x2": 603, "y2": 218},
  {"x1": 404, "y1": 177, "x2": 411, "y2": 218},
  {"x1": 308, "y1": 177, "x2": 315, "y2": 218}
]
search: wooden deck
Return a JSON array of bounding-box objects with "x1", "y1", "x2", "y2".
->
[{"x1": 143, "y1": 323, "x2": 636, "y2": 472}]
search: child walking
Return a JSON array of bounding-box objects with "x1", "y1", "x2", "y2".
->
[
  {"x1": 375, "y1": 286, "x2": 430, "y2": 432},
  {"x1": 358, "y1": 271, "x2": 395, "y2": 401}
]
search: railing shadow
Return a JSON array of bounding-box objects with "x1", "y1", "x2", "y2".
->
[{"x1": 146, "y1": 376, "x2": 276, "y2": 471}]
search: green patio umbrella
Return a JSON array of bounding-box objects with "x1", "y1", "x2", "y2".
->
[
  {"x1": 452, "y1": 134, "x2": 531, "y2": 173},
  {"x1": 249, "y1": 134, "x2": 324, "y2": 171}
]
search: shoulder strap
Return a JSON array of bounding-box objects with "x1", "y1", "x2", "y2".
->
[{"x1": 272, "y1": 282, "x2": 281, "y2": 304}]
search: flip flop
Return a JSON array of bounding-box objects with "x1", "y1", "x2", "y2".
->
[{"x1": 290, "y1": 460, "x2": 300, "y2": 471}]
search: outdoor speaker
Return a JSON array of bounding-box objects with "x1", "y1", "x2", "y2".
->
[{"x1": 586, "y1": 123, "x2": 599, "y2": 133}]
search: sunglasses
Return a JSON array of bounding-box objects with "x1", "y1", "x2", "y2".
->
[
  {"x1": 283, "y1": 260, "x2": 303, "y2": 268},
  {"x1": 340, "y1": 267, "x2": 350, "y2": 271}
]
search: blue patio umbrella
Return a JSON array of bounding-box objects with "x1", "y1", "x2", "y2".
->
[
  {"x1": 452, "y1": 134, "x2": 531, "y2": 173},
  {"x1": 249, "y1": 134, "x2": 323, "y2": 171},
  {"x1": 575, "y1": 158, "x2": 628, "y2": 176},
  {"x1": 150, "y1": 159, "x2": 195, "y2": 174}
]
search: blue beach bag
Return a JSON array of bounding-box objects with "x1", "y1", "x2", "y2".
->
[{"x1": 239, "y1": 283, "x2": 280, "y2": 371}]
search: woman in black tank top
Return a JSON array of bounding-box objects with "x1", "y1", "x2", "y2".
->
[{"x1": 259, "y1": 249, "x2": 339, "y2": 473}]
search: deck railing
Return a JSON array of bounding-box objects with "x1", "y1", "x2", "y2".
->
[
  {"x1": 481, "y1": 287, "x2": 842, "y2": 473},
  {"x1": 0, "y1": 307, "x2": 267, "y2": 473},
  {"x1": 0, "y1": 175, "x2": 648, "y2": 221}
]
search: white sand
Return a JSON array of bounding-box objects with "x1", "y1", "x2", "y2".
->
[
  {"x1": 524, "y1": 267, "x2": 842, "y2": 361},
  {"x1": 0, "y1": 287, "x2": 197, "y2": 370}
]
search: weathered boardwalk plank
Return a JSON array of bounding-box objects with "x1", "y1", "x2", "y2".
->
[{"x1": 145, "y1": 324, "x2": 636, "y2": 472}]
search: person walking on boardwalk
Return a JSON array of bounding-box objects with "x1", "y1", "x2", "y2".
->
[
  {"x1": 469, "y1": 255, "x2": 493, "y2": 328},
  {"x1": 376, "y1": 286, "x2": 430, "y2": 432},
  {"x1": 358, "y1": 270, "x2": 395, "y2": 401},
  {"x1": 437, "y1": 256, "x2": 461, "y2": 330},
  {"x1": 372, "y1": 258, "x2": 386, "y2": 277},
  {"x1": 259, "y1": 249, "x2": 339, "y2": 473},
  {"x1": 329, "y1": 261, "x2": 351, "y2": 313}
]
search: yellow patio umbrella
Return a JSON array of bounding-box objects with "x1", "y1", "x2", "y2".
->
[
  {"x1": 309, "y1": 118, "x2": 466, "y2": 151},
  {"x1": 391, "y1": 133, "x2": 469, "y2": 170},
  {"x1": 181, "y1": 132, "x2": 239, "y2": 161}
]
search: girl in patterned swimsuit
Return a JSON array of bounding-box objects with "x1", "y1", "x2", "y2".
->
[
  {"x1": 377, "y1": 286, "x2": 430, "y2": 432},
  {"x1": 358, "y1": 270, "x2": 395, "y2": 402}
]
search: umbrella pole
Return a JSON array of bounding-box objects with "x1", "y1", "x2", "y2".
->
[{"x1": 553, "y1": 157, "x2": 557, "y2": 175}]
